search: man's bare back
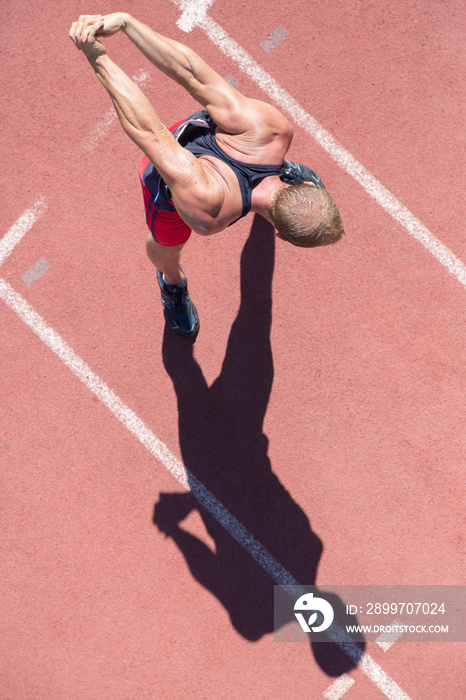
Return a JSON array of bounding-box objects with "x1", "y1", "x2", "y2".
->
[
  {"x1": 69, "y1": 12, "x2": 344, "y2": 337},
  {"x1": 176, "y1": 117, "x2": 293, "y2": 234}
]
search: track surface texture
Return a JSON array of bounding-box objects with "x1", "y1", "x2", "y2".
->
[{"x1": 1, "y1": 1, "x2": 465, "y2": 699}]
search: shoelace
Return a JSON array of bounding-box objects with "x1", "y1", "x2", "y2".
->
[{"x1": 170, "y1": 286, "x2": 189, "y2": 312}]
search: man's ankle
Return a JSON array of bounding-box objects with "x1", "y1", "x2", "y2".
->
[{"x1": 162, "y1": 270, "x2": 184, "y2": 286}]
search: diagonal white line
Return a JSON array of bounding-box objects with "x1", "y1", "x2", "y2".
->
[
  {"x1": 0, "y1": 273, "x2": 412, "y2": 700},
  {"x1": 0, "y1": 8, "x2": 421, "y2": 696},
  {"x1": 376, "y1": 619, "x2": 404, "y2": 651},
  {"x1": 173, "y1": 4, "x2": 415, "y2": 697},
  {"x1": 173, "y1": 3, "x2": 466, "y2": 289},
  {"x1": 0, "y1": 277, "x2": 294, "y2": 584},
  {"x1": 323, "y1": 673, "x2": 355, "y2": 700},
  {"x1": 0, "y1": 198, "x2": 47, "y2": 268},
  {"x1": 0, "y1": 277, "x2": 188, "y2": 486},
  {"x1": 177, "y1": 0, "x2": 215, "y2": 32}
]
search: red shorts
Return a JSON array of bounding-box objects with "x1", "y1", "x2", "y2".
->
[{"x1": 139, "y1": 118, "x2": 192, "y2": 247}]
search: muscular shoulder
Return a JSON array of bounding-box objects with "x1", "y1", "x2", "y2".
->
[
  {"x1": 244, "y1": 98, "x2": 293, "y2": 138},
  {"x1": 216, "y1": 99, "x2": 293, "y2": 164},
  {"x1": 170, "y1": 164, "x2": 227, "y2": 234}
]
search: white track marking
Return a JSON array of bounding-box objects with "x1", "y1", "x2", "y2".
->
[
  {"x1": 0, "y1": 278, "x2": 188, "y2": 487},
  {"x1": 83, "y1": 108, "x2": 119, "y2": 152},
  {"x1": 177, "y1": 0, "x2": 215, "y2": 32},
  {"x1": 0, "y1": 6, "x2": 425, "y2": 697},
  {"x1": 0, "y1": 198, "x2": 46, "y2": 268},
  {"x1": 359, "y1": 654, "x2": 410, "y2": 699},
  {"x1": 0, "y1": 276, "x2": 294, "y2": 583},
  {"x1": 323, "y1": 674, "x2": 355, "y2": 700},
  {"x1": 0, "y1": 272, "x2": 413, "y2": 700},
  {"x1": 173, "y1": 3, "x2": 466, "y2": 290},
  {"x1": 175, "y1": 4, "x2": 416, "y2": 696},
  {"x1": 376, "y1": 620, "x2": 404, "y2": 651},
  {"x1": 83, "y1": 69, "x2": 151, "y2": 151},
  {"x1": 189, "y1": 473, "x2": 296, "y2": 583}
]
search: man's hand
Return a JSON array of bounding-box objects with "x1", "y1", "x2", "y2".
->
[
  {"x1": 69, "y1": 12, "x2": 130, "y2": 51},
  {"x1": 70, "y1": 16, "x2": 107, "y2": 62}
]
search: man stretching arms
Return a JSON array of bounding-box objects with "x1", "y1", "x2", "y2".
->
[{"x1": 70, "y1": 13, "x2": 344, "y2": 337}]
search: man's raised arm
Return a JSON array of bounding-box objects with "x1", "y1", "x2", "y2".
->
[
  {"x1": 71, "y1": 13, "x2": 290, "y2": 137},
  {"x1": 123, "y1": 14, "x2": 252, "y2": 130},
  {"x1": 69, "y1": 16, "x2": 215, "y2": 206}
]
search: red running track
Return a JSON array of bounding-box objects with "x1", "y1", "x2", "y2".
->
[{"x1": 1, "y1": 1, "x2": 465, "y2": 698}]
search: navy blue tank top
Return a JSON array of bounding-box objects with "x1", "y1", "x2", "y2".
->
[{"x1": 173, "y1": 111, "x2": 283, "y2": 224}]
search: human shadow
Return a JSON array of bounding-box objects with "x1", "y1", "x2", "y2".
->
[{"x1": 154, "y1": 214, "x2": 363, "y2": 675}]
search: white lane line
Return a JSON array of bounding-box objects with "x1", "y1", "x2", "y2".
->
[
  {"x1": 174, "y1": 4, "x2": 466, "y2": 290},
  {"x1": 323, "y1": 619, "x2": 404, "y2": 698},
  {"x1": 0, "y1": 277, "x2": 188, "y2": 488},
  {"x1": 0, "y1": 275, "x2": 411, "y2": 700},
  {"x1": 1, "y1": 69, "x2": 150, "y2": 268},
  {"x1": 177, "y1": 0, "x2": 215, "y2": 32},
  {"x1": 83, "y1": 108, "x2": 119, "y2": 152},
  {"x1": 83, "y1": 69, "x2": 151, "y2": 151},
  {"x1": 376, "y1": 620, "x2": 404, "y2": 651},
  {"x1": 359, "y1": 653, "x2": 411, "y2": 699},
  {"x1": 0, "y1": 198, "x2": 47, "y2": 268},
  {"x1": 323, "y1": 674, "x2": 355, "y2": 700},
  {"x1": 174, "y1": 5, "x2": 415, "y2": 697},
  {"x1": 0, "y1": 277, "x2": 295, "y2": 583}
]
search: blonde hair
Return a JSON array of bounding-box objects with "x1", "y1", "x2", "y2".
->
[{"x1": 271, "y1": 184, "x2": 344, "y2": 248}]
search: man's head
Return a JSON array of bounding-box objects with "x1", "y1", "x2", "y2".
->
[{"x1": 271, "y1": 183, "x2": 344, "y2": 248}]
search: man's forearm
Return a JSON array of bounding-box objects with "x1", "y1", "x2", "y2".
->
[
  {"x1": 122, "y1": 14, "x2": 211, "y2": 94},
  {"x1": 90, "y1": 53, "x2": 165, "y2": 144}
]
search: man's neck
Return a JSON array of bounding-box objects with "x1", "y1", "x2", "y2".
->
[{"x1": 250, "y1": 176, "x2": 289, "y2": 224}]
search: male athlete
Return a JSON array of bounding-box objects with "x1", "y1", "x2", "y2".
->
[{"x1": 70, "y1": 13, "x2": 344, "y2": 337}]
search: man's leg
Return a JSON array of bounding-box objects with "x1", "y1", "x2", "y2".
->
[
  {"x1": 140, "y1": 139, "x2": 199, "y2": 337},
  {"x1": 145, "y1": 232, "x2": 199, "y2": 338},
  {"x1": 145, "y1": 233, "x2": 184, "y2": 285}
]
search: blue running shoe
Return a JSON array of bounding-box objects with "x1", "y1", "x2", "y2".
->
[
  {"x1": 279, "y1": 160, "x2": 325, "y2": 189},
  {"x1": 156, "y1": 268, "x2": 200, "y2": 338}
]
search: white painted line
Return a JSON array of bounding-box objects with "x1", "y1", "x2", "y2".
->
[
  {"x1": 376, "y1": 620, "x2": 404, "y2": 651},
  {"x1": 176, "y1": 0, "x2": 215, "y2": 33},
  {"x1": 260, "y1": 26, "x2": 289, "y2": 54},
  {"x1": 134, "y1": 70, "x2": 151, "y2": 86},
  {"x1": 174, "y1": 3, "x2": 415, "y2": 696},
  {"x1": 359, "y1": 653, "x2": 411, "y2": 699},
  {"x1": 83, "y1": 69, "x2": 151, "y2": 151},
  {"x1": 0, "y1": 278, "x2": 411, "y2": 700},
  {"x1": 323, "y1": 674, "x2": 355, "y2": 700},
  {"x1": 189, "y1": 473, "x2": 296, "y2": 583},
  {"x1": 22, "y1": 258, "x2": 51, "y2": 287},
  {"x1": 174, "y1": 4, "x2": 466, "y2": 290},
  {"x1": 83, "y1": 107, "x2": 118, "y2": 152},
  {"x1": 0, "y1": 10, "x2": 414, "y2": 696},
  {"x1": 0, "y1": 276, "x2": 295, "y2": 584},
  {"x1": 0, "y1": 198, "x2": 47, "y2": 268},
  {"x1": 0, "y1": 277, "x2": 189, "y2": 488}
]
